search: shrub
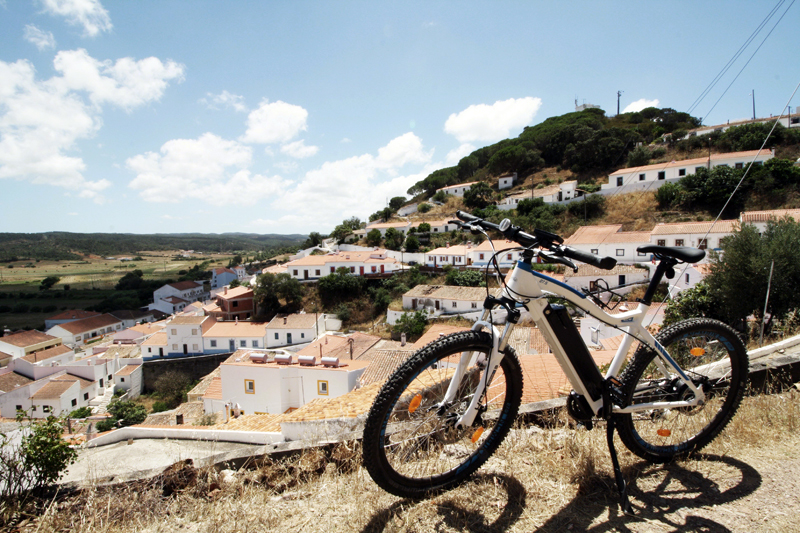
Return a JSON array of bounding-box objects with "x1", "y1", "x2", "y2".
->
[
  {"x1": 68, "y1": 406, "x2": 92, "y2": 418},
  {"x1": 151, "y1": 401, "x2": 170, "y2": 413},
  {"x1": 418, "y1": 203, "x2": 432, "y2": 213}
]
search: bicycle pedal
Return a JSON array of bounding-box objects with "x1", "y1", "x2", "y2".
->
[{"x1": 605, "y1": 378, "x2": 626, "y2": 407}]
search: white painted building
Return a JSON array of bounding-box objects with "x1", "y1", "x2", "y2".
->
[
  {"x1": 601, "y1": 150, "x2": 774, "y2": 194},
  {"x1": 265, "y1": 313, "x2": 324, "y2": 348},
  {"x1": 498, "y1": 181, "x2": 579, "y2": 211},
  {"x1": 150, "y1": 281, "x2": 207, "y2": 314},
  {"x1": 165, "y1": 315, "x2": 216, "y2": 356},
  {"x1": 686, "y1": 115, "x2": 800, "y2": 138},
  {"x1": 206, "y1": 350, "x2": 370, "y2": 416},
  {"x1": 740, "y1": 208, "x2": 800, "y2": 233},
  {"x1": 396, "y1": 285, "x2": 497, "y2": 323},
  {"x1": 436, "y1": 181, "x2": 478, "y2": 197},
  {"x1": 563, "y1": 225, "x2": 652, "y2": 264},
  {"x1": 203, "y1": 321, "x2": 269, "y2": 353},
  {"x1": 649, "y1": 220, "x2": 740, "y2": 255},
  {"x1": 498, "y1": 173, "x2": 517, "y2": 190},
  {"x1": 46, "y1": 314, "x2": 124, "y2": 347},
  {"x1": 364, "y1": 221, "x2": 412, "y2": 237},
  {"x1": 563, "y1": 264, "x2": 651, "y2": 297},
  {"x1": 0, "y1": 330, "x2": 62, "y2": 364},
  {"x1": 285, "y1": 249, "x2": 400, "y2": 280}
]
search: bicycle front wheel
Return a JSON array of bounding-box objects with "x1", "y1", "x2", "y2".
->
[
  {"x1": 617, "y1": 318, "x2": 748, "y2": 463},
  {"x1": 362, "y1": 331, "x2": 523, "y2": 498}
]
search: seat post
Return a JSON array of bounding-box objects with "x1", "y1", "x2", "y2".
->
[{"x1": 640, "y1": 257, "x2": 677, "y2": 306}]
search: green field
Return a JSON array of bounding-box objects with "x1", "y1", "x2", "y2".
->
[{"x1": 0, "y1": 251, "x2": 234, "y2": 331}]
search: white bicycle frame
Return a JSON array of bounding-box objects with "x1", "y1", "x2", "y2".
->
[{"x1": 444, "y1": 255, "x2": 706, "y2": 429}]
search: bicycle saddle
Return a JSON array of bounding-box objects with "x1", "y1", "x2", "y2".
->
[{"x1": 636, "y1": 245, "x2": 706, "y2": 263}]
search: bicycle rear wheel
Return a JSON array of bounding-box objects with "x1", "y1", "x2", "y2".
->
[
  {"x1": 362, "y1": 331, "x2": 523, "y2": 498},
  {"x1": 617, "y1": 318, "x2": 748, "y2": 463}
]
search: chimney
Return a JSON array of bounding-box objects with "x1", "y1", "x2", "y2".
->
[
  {"x1": 235, "y1": 317, "x2": 238, "y2": 325},
  {"x1": 224, "y1": 286, "x2": 228, "y2": 295},
  {"x1": 283, "y1": 317, "x2": 287, "y2": 325}
]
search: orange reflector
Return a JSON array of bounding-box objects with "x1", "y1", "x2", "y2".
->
[
  {"x1": 408, "y1": 394, "x2": 422, "y2": 414},
  {"x1": 657, "y1": 429, "x2": 671, "y2": 437},
  {"x1": 471, "y1": 427, "x2": 485, "y2": 443},
  {"x1": 690, "y1": 347, "x2": 706, "y2": 357}
]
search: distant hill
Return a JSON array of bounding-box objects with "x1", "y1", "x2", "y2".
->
[{"x1": 0, "y1": 232, "x2": 307, "y2": 261}]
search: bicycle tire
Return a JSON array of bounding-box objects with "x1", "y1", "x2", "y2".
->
[
  {"x1": 362, "y1": 330, "x2": 523, "y2": 498},
  {"x1": 617, "y1": 317, "x2": 748, "y2": 463}
]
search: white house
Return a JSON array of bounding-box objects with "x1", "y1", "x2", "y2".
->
[
  {"x1": 411, "y1": 219, "x2": 460, "y2": 234},
  {"x1": 203, "y1": 320, "x2": 269, "y2": 353},
  {"x1": 563, "y1": 264, "x2": 651, "y2": 297},
  {"x1": 740, "y1": 208, "x2": 800, "y2": 233},
  {"x1": 436, "y1": 181, "x2": 478, "y2": 197},
  {"x1": 686, "y1": 115, "x2": 800, "y2": 138},
  {"x1": 266, "y1": 313, "x2": 325, "y2": 348},
  {"x1": 399, "y1": 285, "x2": 496, "y2": 322},
  {"x1": 164, "y1": 315, "x2": 216, "y2": 356},
  {"x1": 114, "y1": 364, "x2": 143, "y2": 399},
  {"x1": 425, "y1": 243, "x2": 470, "y2": 268},
  {"x1": 498, "y1": 173, "x2": 517, "y2": 190},
  {"x1": 0, "y1": 330, "x2": 62, "y2": 364},
  {"x1": 364, "y1": 221, "x2": 412, "y2": 237},
  {"x1": 44, "y1": 310, "x2": 101, "y2": 331},
  {"x1": 46, "y1": 314, "x2": 124, "y2": 347},
  {"x1": 211, "y1": 267, "x2": 239, "y2": 289},
  {"x1": 7, "y1": 345, "x2": 75, "y2": 377},
  {"x1": 206, "y1": 350, "x2": 370, "y2": 416},
  {"x1": 498, "y1": 181, "x2": 579, "y2": 211},
  {"x1": 563, "y1": 225, "x2": 652, "y2": 264},
  {"x1": 649, "y1": 220, "x2": 740, "y2": 256},
  {"x1": 601, "y1": 149, "x2": 774, "y2": 194},
  {"x1": 150, "y1": 281, "x2": 207, "y2": 314},
  {"x1": 397, "y1": 203, "x2": 419, "y2": 216},
  {"x1": 285, "y1": 249, "x2": 400, "y2": 280},
  {"x1": 468, "y1": 240, "x2": 524, "y2": 269}
]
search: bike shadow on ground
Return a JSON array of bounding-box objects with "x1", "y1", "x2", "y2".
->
[{"x1": 359, "y1": 454, "x2": 761, "y2": 533}]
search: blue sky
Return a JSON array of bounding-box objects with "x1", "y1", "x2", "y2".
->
[{"x1": 1, "y1": 1, "x2": 797, "y2": 236}]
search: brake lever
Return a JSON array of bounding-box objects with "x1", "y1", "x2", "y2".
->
[{"x1": 539, "y1": 251, "x2": 578, "y2": 272}]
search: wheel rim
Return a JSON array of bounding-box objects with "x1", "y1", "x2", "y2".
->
[
  {"x1": 628, "y1": 330, "x2": 738, "y2": 453},
  {"x1": 379, "y1": 345, "x2": 511, "y2": 481}
]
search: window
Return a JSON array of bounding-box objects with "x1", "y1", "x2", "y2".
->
[
  {"x1": 686, "y1": 273, "x2": 690, "y2": 284},
  {"x1": 735, "y1": 163, "x2": 743, "y2": 169},
  {"x1": 300, "y1": 333, "x2": 305, "y2": 338},
  {"x1": 210, "y1": 340, "x2": 217, "y2": 347},
  {"x1": 616, "y1": 177, "x2": 623, "y2": 186},
  {"x1": 315, "y1": 269, "x2": 321, "y2": 276},
  {"x1": 84, "y1": 392, "x2": 89, "y2": 401},
  {"x1": 43, "y1": 406, "x2": 52, "y2": 413},
  {"x1": 591, "y1": 249, "x2": 599, "y2": 255},
  {"x1": 471, "y1": 302, "x2": 477, "y2": 309},
  {"x1": 618, "y1": 275, "x2": 626, "y2": 286},
  {"x1": 191, "y1": 329, "x2": 197, "y2": 335},
  {"x1": 232, "y1": 301, "x2": 238, "y2": 307},
  {"x1": 507, "y1": 254, "x2": 512, "y2": 260},
  {"x1": 172, "y1": 344, "x2": 178, "y2": 350},
  {"x1": 455, "y1": 257, "x2": 461, "y2": 263},
  {"x1": 274, "y1": 333, "x2": 279, "y2": 340},
  {"x1": 318, "y1": 380, "x2": 329, "y2": 395},
  {"x1": 171, "y1": 329, "x2": 177, "y2": 335},
  {"x1": 330, "y1": 267, "x2": 335, "y2": 273},
  {"x1": 193, "y1": 344, "x2": 199, "y2": 351},
  {"x1": 75, "y1": 336, "x2": 80, "y2": 341},
  {"x1": 452, "y1": 301, "x2": 457, "y2": 308},
  {"x1": 293, "y1": 269, "x2": 298, "y2": 276},
  {"x1": 244, "y1": 380, "x2": 255, "y2": 394},
  {"x1": 679, "y1": 168, "x2": 686, "y2": 176},
  {"x1": 31, "y1": 406, "x2": 37, "y2": 411},
  {"x1": 675, "y1": 239, "x2": 684, "y2": 247},
  {"x1": 71, "y1": 399, "x2": 77, "y2": 407},
  {"x1": 350, "y1": 266, "x2": 355, "y2": 273},
  {"x1": 698, "y1": 239, "x2": 707, "y2": 250},
  {"x1": 240, "y1": 340, "x2": 246, "y2": 347},
  {"x1": 658, "y1": 171, "x2": 665, "y2": 180},
  {"x1": 252, "y1": 340, "x2": 259, "y2": 347},
  {"x1": 371, "y1": 266, "x2": 377, "y2": 272},
  {"x1": 616, "y1": 249, "x2": 624, "y2": 256},
  {"x1": 657, "y1": 239, "x2": 666, "y2": 246},
  {"x1": 639, "y1": 173, "x2": 645, "y2": 181},
  {"x1": 479, "y1": 253, "x2": 484, "y2": 260}
]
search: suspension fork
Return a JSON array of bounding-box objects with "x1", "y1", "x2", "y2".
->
[{"x1": 441, "y1": 310, "x2": 516, "y2": 429}]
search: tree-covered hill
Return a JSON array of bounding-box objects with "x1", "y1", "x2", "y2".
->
[
  {"x1": 407, "y1": 107, "x2": 702, "y2": 196},
  {"x1": 0, "y1": 232, "x2": 307, "y2": 262}
]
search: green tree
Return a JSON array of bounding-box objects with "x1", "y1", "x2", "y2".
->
[
  {"x1": 418, "y1": 203, "x2": 432, "y2": 213},
  {"x1": 96, "y1": 400, "x2": 148, "y2": 431},
  {"x1": 330, "y1": 217, "x2": 363, "y2": 243},
  {"x1": 39, "y1": 275, "x2": 60, "y2": 291},
  {"x1": 445, "y1": 269, "x2": 485, "y2": 287},
  {"x1": 463, "y1": 182, "x2": 495, "y2": 209},
  {"x1": 384, "y1": 228, "x2": 404, "y2": 251},
  {"x1": 663, "y1": 282, "x2": 722, "y2": 326},
  {"x1": 317, "y1": 267, "x2": 366, "y2": 306},
  {"x1": 393, "y1": 311, "x2": 428, "y2": 339},
  {"x1": 366, "y1": 229, "x2": 383, "y2": 247},
  {"x1": 404, "y1": 234, "x2": 420, "y2": 253},
  {"x1": 153, "y1": 370, "x2": 192, "y2": 407},
  {"x1": 303, "y1": 232, "x2": 324, "y2": 249},
  {"x1": 229, "y1": 278, "x2": 242, "y2": 288},
  {"x1": 253, "y1": 273, "x2": 305, "y2": 317},
  {"x1": 626, "y1": 145, "x2": 651, "y2": 167},
  {"x1": 389, "y1": 196, "x2": 406, "y2": 211},
  {"x1": 115, "y1": 269, "x2": 144, "y2": 290}
]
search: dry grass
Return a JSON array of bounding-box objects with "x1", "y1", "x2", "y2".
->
[{"x1": 11, "y1": 389, "x2": 800, "y2": 532}]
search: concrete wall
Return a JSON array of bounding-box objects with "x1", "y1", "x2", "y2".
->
[{"x1": 142, "y1": 353, "x2": 232, "y2": 393}]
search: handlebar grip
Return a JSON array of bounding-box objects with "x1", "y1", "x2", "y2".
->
[
  {"x1": 562, "y1": 247, "x2": 617, "y2": 270},
  {"x1": 456, "y1": 210, "x2": 480, "y2": 223}
]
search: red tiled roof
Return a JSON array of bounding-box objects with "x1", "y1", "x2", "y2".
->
[
  {"x1": 20, "y1": 344, "x2": 72, "y2": 363},
  {"x1": 0, "y1": 330, "x2": 59, "y2": 348},
  {"x1": 46, "y1": 309, "x2": 101, "y2": 322},
  {"x1": 168, "y1": 281, "x2": 203, "y2": 291},
  {"x1": 0, "y1": 371, "x2": 34, "y2": 392},
  {"x1": 53, "y1": 314, "x2": 121, "y2": 335}
]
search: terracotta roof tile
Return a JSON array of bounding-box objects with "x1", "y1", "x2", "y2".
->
[
  {"x1": 266, "y1": 313, "x2": 318, "y2": 330},
  {"x1": 168, "y1": 281, "x2": 204, "y2": 291},
  {"x1": 53, "y1": 314, "x2": 121, "y2": 335},
  {"x1": 204, "y1": 322, "x2": 267, "y2": 337},
  {"x1": 0, "y1": 330, "x2": 59, "y2": 348},
  {"x1": 202, "y1": 377, "x2": 223, "y2": 400},
  {"x1": 740, "y1": 208, "x2": 800, "y2": 223},
  {"x1": 20, "y1": 344, "x2": 72, "y2": 363},
  {"x1": 30, "y1": 379, "x2": 78, "y2": 400},
  {"x1": 0, "y1": 371, "x2": 34, "y2": 392},
  {"x1": 611, "y1": 149, "x2": 771, "y2": 175},
  {"x1": 650, "y1": 220, "x2": 739, "y2": 235},
  {"x1": 45, "y1": 310, "x2": 101, "y2": 322}
]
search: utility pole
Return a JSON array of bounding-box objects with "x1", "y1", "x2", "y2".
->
[
  {"x1": 751, "y1": 90, "x2": 756, "y2": 121},
  {"x1": 760, "y1": 260, "x2": 774, "y2": 347},
  {"x1": 617, "y1": 90, "x2": 623, "y2": 115}
]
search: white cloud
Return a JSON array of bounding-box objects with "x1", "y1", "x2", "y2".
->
[
  {"x1": 240, "y1": 99, "x2": 309, "y2": 144},
  {"x1": 24, "y1": 24, "x2": 56, "y2": 50},
  {"x1": 52, "y1": 49, "x2": 185, "y2": 111},
  {"x1": 445, "y1": 143, "x2": 476, "y2": 166},
  {"x1": 623, "y1": 98, "x2": 660, "y2": 113},
  {"x1": 277, "y1": 133, "x2": 434, "y2": 229},
  {"x1": 0, "y1": 51, "x2": 184, "y2": 201},
  {"x1": 127, "y1": 133, "x2": 287, "y2": 205},
  {"x1": 281, "y1": 139, "x2": 319, "y2": 159},
  {"x1": 340, "y1": 137, "x2": 352, "y2": 143},
  {"x1": 444, "y1": 97, "x2": 542, "y2": 143},
  {"x1": 39, "y1": 0, "x2": 112, "y2": 37},
  {"x1": 200, "y1": 90, "x2": 247, "y2": 113}
]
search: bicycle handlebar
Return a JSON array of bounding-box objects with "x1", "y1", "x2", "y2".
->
[{"x1": 455, "y1": 210, "x2": 617, "y2": 271}]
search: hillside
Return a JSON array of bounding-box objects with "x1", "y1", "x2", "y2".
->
[{"x1": 0, "y1": 232, "x2": 307, "y2": 262}]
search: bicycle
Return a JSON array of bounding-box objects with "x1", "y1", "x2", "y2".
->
[{"x1": 362, "y1": 210, "x2": 748, "y2": 514}]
